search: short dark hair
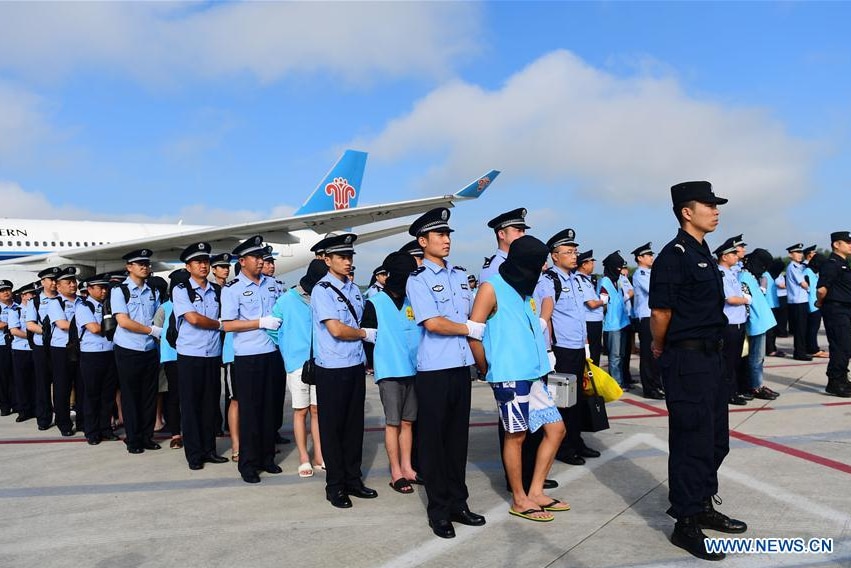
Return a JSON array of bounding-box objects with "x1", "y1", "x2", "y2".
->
[{"x1": 673, "y1": 200, "x2": 697, "y2": 225}]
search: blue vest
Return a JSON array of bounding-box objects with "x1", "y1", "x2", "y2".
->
[
  {"x1": 739, "y1": 271, "x2": 777, "y2": 336},
  {"x1": 763, "y1": 271, "x2": 780, "y2": 309},
  {"x1": 598, "y1": 277, "x2": 630, "y2": 332},
  {"x1": 222, "y1": 332, "x2": 234, "y2": 364},
  {"x1": 369, "y1": 292, "x2": 421, "y2": 382},
  {"x1": 804, "y1": 267, "x2": 819, "y2": 313},
  {"x1": 482, "y1": 275, "x2": 548, "y2": 383},
  {"x1": 275, "y1": 288, "x2": 312, "y2": 373},
  {"x1": 159, "y1": 301, "x2": 177, "y2": 363}
]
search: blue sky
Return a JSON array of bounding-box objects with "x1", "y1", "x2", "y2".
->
[{"x1": 1, "y1": 2, "x2": 849, "y2": 279}]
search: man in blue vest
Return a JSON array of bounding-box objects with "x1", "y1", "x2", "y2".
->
[
  {"x1": 786, "y1": 243, "x2": 812, "y2": 360},
  {"x1": 599, "y1": 251, "x2": 631, "y2": 388},
  {"x1": 737, "y1": 250, "x2": 780, "y2": 401}
]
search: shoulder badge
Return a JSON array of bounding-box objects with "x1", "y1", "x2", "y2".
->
[
  {"x1": 411, "y1": 266, "x2": 426, "y2": 277},
  {"x1": 224, "y1": 279, "x2": 239, "y2": 288},
  {"x1": 482, "y1": 255, "x2": 495, "y2": 269},
  {"x1": 454, "y1": 265, "x2": 467, "y2": 272},
  {"x1": 318, "y1": 281, "x2": 332, "y2": 289},
  {"x1": 176, "y1": 282, "x2": 186, "y2": 289}
]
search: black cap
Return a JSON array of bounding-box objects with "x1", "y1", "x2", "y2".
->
[
  {"x1": 84, "y1": 273, "x2": 111, "y2": 287},
  {"x1": 409, "y1": 207, "x2": 453, "y2": 237},
  {"x1": 372, "y1": 266, "x2": 388, "y2": 277},
  {"x1": 670, "y1": 181, "x2": 728, "y2": 206},
  {"x1": 602, "y1": 251, "x2": 627, "y2": 270},
  {"x1": 262, "y1": 246, "x2": 275, "y2": 263},
  {"x1": 310, "y1": 233, "x2": 340, "y2": 255},
  {"x1": 577, "y1": 250, "x2": 595, "y2": 264},
  {"x1": 210, "y1": 253, "x2": 233, "y2": 268},
  {"x1": 732, "y1": 234, "x2": 747, "y2": 247},
  {"x1": 831, "y1": 231, "x2": 851, "y2": 244},
  {"x1": 786, "y1": 243, "x2": 804, "y2": 253},
  {"x1": 109, "y1": 271, "x2": 128, "y2": 282},
  {"x1": 314, "y1": 233, "x2": 357, "y2": 256},
  {"x1": 630, "y1": 242, "x2": 653, "y2": 257},
  {"x1": 398, "y1": 239, "x2": 424, "y2": 258},
  {"x1": 232, "y1": 235, "x2": 266, "y2": 258},
  {"x1": 122, "y1": 249, "x2": 153, "y2": 264},
  {"x1": 56, "y1": 267, "x2": 78, "y2": 281},
  {"x1": 802, "y1": 245, "x2": 817, "y2": 255},
  {"x1": 713, "y1": 237, "x2": 738, "y2": 257},
  {"x1": 487, "y1": 208, "x2": 530, "y2": 232},
  {"x1": 180, "y1": 242, "x2": 212, "y2": 263},
  {"x1": 546, "y1": 228, "x2": 578, "y2": 250},
  {"x1": 16, "y1": 282, "x2": 38, "y2": 295},
  {"x1": 0, "y1": 280, "x2": 12, "y2": 291},
  {"x1": 37, "y1": 267, "x2": 62, "y2": 280}
]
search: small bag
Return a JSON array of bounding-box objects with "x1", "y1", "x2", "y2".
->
[
  {"x1": 581, "y1": 362, "x2": 610, "y2": 432},
  {"x1": 582, "y1": 359, "x2": 623, "y2": 403},
  {"x1": 301, "y1": 356, "x2": 316, "y2": 385}
]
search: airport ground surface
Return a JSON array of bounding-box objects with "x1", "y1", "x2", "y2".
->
[{"x1": 1, "y1": 333, "x2": 849, "y2": 568}]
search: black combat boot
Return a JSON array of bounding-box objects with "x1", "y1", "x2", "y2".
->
[
  {"x1": 671, "y1": 515, "x2": 725, "y2": 561},
  {"x1": 698, "y1": 496, "x2": 747, "y2": 533}
]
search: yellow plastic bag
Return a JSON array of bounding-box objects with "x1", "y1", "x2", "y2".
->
[{"x1": 582, "y1": 359, "x2": 624, "y2": 402}]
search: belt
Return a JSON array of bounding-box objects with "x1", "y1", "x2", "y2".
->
[
  {"x1": 727, "y1": 323, "x2": 745, "y2": 330},
  {"x1": 668, "y1": 339, "x2": 724, "y2": 353}
]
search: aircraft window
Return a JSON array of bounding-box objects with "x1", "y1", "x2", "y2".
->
[
  {"x1": 7, "y1": 241, "x2": 11, "y2": 246},
  {"x1": 84, "y1": 242, "x2": 88, "y2": 247},
  {"x1": 42, "y1": 241, "x2": 47, "y2": 246},
  {"x1": 76, "y1": 242, "x2": 81, "y2": 247},
  {"x1": 51, "y1": 242, "x2": 56, "y2": 247},
  {"x1": 59, "y1": 242, "x2": 64, "y2": 246},
  {"x1": 25, "y1": 241, "x2": 30, "y2": 246},
  {"x1": 17, "y1": 241, "x2": 21, "y2": 246}
]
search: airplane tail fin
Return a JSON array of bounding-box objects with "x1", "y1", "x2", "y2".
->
[
  {"x1": 453, "y1": 170, "x2": 500, "y2": 199},
  {"x1": 294, "y1": 150, "x2": 368, "y2": 215}
]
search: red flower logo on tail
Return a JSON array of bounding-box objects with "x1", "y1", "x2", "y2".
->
[{"x1": 325, "y1": 177, "x2": 357, "y2": 210}]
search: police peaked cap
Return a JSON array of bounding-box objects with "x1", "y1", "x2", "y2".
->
[
  {"x1": 670, "y1": 181, "x2": 728, "y2": 206},
  {"x1": 56, "y1": 267, "x2": 78, "y2": 281},
  {"x1": 122, "y1": 249, "x2": 153, "y2": 263},
  {"x1": 732, "y1": 234, "x2": 747, "y2": 247},
  {"x1": 310, "y1": 233, "x2": 340, "y2": 255},
  {"x1": 398, "y1": 239, "x2": 424, "y2": 258},
  {"x1": 831, "y1": 231, "x2": 851, "y2": 243},
  {"x1": 786, "y1": 243, "x2": 804, "y2": 253},
  {"x1": 546, "y1": 228, "x2": 578, "y2": 250},
  {"x1": 577, "y1": 250, "x2": 595, "y2": 264},
  {"x1": 314, "y1": 233, "x2": 357, "y2": 256},
  {"x1": 372, "y1": 266, "x2": 388, "y2": 277},
  {"x1": 802, "y1": 245, "x2": 817, "y2": 255},
  {"x1": 232, "y1": 235, "x2": 266, "y2": 258},
  {"x1": 16, "y1": 282, "x2": 38, "y2": 295},
  {"x1": 37, "y1": 267, "x2": 62, "y2": 280},
  {"x1": 487, "y1": 208, "x2": 531, "y2": 232},
  {"x1": 109, "y1": 271, "x2": 128, "y2": 282},
  {"x1": 713, "y1": 237, "x2": 738, "y2": 257},
  {"x1": 262, "y1": 246, "x2": 275, "y2": 262},
  {"x1": 83, "y1": 273, "x2": 111, "y2": 287},
  {"x1": 467, "y1": 274, "x2": 477, "y2": 282},
  {"x1": 630, "y1": 242, "x2": 653, "y2": 257},
  {"x1": 0, "y1": 280, "x2": 12, "y2": 291},
  {"x1": 602, "y1": 250, "x2": 627, "y2": 269},
  {"x1": 210, "y1": 253, "x2": 233, "y2": 267},
  {"x1": 180, "y1": 242, "x2": 212, "y2": 263},
  {"x1": 409, "y1": 207, "x2": 453, "y2": 237}
]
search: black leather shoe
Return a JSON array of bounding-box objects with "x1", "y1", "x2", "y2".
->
[
  {"x1": 204, "y1": 454, "x2": 229, "y2": 464},
  {"x1": 728, "y1": 395, "x2": 747, "y2": 406},
  {"x1": 793, "y1": 354, "x2": 813, "y2": 361},
  {"x1": 557, "y1": 453, "x2": 585, "y2": 466},
  {"x1": 0, "y1": 408, "x2": 11, "y2": 416},
  {"x1": 189, "y1": 462, "x2": 204, "y2": 470},
  {"x1": 127, "y1": 446, "x2": 144, "y2": 454},
  {"x1": 826, "y1": 381, "x2": 851, "y2": 398},
  {"x1": 579, "y1": 446, "x2": 601, "y2": 458},
  {"x1": 428, "y1": 519, "x2": 455, "y2": 539},
  {"x1": 60, "y1": 429, "x2": 75, "y2": 437},
  {"x1": 543, "y1": 479, "x2": 559, "y2": 489},
  {"x1": 262, "y1": 464, "x2": 283, "y2": 474},
  {"x1": 143, "y1": 440, "x2": 162, "y2": 450},
  {"x1": 15, "y1": 414, "x2": 34, "y2": 422},
  {"x1": 698, "y1": 501, "x2": 748, "y2": 534},
  {"x1": 644, "y1": 389, "x2": 665, "y2": 400},
  {"x1": 451, "y1": 508, "x2": 486, "y2": 526},
  {"x1": 101, "y1": 432, "x2": 120, "y2": 441},
  {"x1": 671, "y1": 516, "x2": 725, "y2": 561},
  {"x1": 38, "y1": 423, "x2": 53, "y2": 431},
  {"x1": 327, "y1": 491, "x2": 352, "y2": 508},
  {"x1": 242, "y1": 472, "x2": 261, "y2": 484},
  {"x1": 86, "y1": 437, "x2": 101, "y2": 445},
  {"x1": 739, "y1": 391, "x2": 754, "y2": 401},
  {"x1": 346, "y1": 485, "x2": 378, "y2": 499}
]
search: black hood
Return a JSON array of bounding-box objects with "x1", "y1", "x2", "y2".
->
[
  {"x1": 299, "y1": 259, "x2": 328, "y2": 296},
  {"x1": 602, "y1": 251, "x2": 626, "y2": 283},
  {"x1": 498, "y1": 235, "x2": 549, "y2": 298},
  {"x1": 382, "y1": 252, "x2": 417, "y2": 297}
]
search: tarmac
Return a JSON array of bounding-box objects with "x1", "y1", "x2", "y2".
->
[{"x1": 1, "y1": 333, "x2": 850, "y2": 568}]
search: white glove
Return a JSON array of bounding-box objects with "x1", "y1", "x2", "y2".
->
[
  {"x1": 743, "y1": 294, "x2": 752, "y2": 305},
  {"x1": 466, "y1": 320, "x2": 485, "y2": 341},
  {"x1": 600, "y1": 293, "x2": 609, "y2": 305},
  {"x1": 148, "y1": 325, "x2": 162, "y2": 339},
  {"x1": 547, "y1": 350, "x2": 556, "y2": 372},
  {"x1": 258, "y1": 316, "x2": 282, "y2": 330},
  {"x1": 362, "y1": 328, "x2": 377, "y2": 344},
  {"x1": 539, "y1": 318, "x2": 548, "y2": 334}
]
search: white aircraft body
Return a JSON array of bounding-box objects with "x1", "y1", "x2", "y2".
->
[{"x1": 0, "y1": 150, "x2": 498, "y2": 284}]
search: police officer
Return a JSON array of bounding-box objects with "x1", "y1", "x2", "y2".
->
[
  {"x1": 815, "y1": 231, "x2": 851, "y2": 398},
  {"x1": 210, "y1": 253, "x2": 233, "y2": 287},
  {"x1": 576, "y1": 251, "x2": 605, "y2": 366},
  {"x1": 26, "y1": 267, "x2": 61, "y2": 431},
  {"x1": 365, "y1": 266, "x2": 388, "y2": 299},
  {"x1": 715, "y1": 237, "x2": 750, "y2": 406},
  {"x1": 479, "y1": 208, "x2": 530, "y2": 283},
  {"x1": 209, "y1": 252, "x2": 233, "y2": 436},
  {"x1": 398, "y1": 240, "x2": 424, "y2": 266},
  {"x1": 785, "y1": 243, "x2": 811, "y2": 360},
  {"x1": 172, "y1": 242, "x2": 229, "y2": 470},
  {"x1": 731, "y1": 234, "x2": 747, "y2": 273},
  {"x1": 76, "y1": 274, "x2": 120, "y2": 445},
  {"x1": 0, "y1": 280, "x2": 15, "y2": 416},
  {"x1": 310, "y1": 233, "x2": 377, "y2": 508},
  {"x1": 649, "y1": 181, "x2": 746, "y2": 561},
  {"x1": 406, "y1": 207, "x2": 485, "y2": 539},
  {"x1": 111, "y1": 249, "x2": 163, "y2": 454},
  {"x1": 47, "y1": 267, "x2": 82, "y2": 436},
  {"x1": 262, "y1": 247, "x2": 285, "y2": 298},
  {"x1": 631, "y1": 243, "x2": 664, "y2": 399},
  {"x1": 220, "y1": 235, "x2": 283, "y2": 483},
  {"x1": 9, "y1": 283, "x2": 37, "y2": 422}
]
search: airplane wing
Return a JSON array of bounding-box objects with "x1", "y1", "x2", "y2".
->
[{"x1": 0, "y1": 170, "x2": 499, "y2": 268}]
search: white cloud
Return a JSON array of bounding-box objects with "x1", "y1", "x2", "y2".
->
[
  {"x1": 0, "y1": 82, "x2": 56, "y2": 165},
  {"x1": 0, "y1": 3, "x2": 481, "y2": 86}
]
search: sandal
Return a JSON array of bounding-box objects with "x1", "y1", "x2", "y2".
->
[
  {"x1": 313, "y1": 463, "x2": 325, "y2": 471},
  {"x1": 509, "y1": 507, "x2": 554, "y2": 522},
  {"x1": 389, "y1": 478, "x2": 414, "y2": 494},
  {"x1": 298, "y1": 462, "x2": 314, "y2": 478},
  {"x1": 231, "y1": 452, "x2": 239, "y2": 462},
  {"x1": 541, "y1": 499, "x2": 571, "y2": 512}
]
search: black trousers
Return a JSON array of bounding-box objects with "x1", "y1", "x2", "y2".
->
[
  {"x1": 622, "y1": 319, "x2": 637, "y2": 385},
  {"x1": 638, "y1": 317, "x2": 663, "y2": 394},
  {"x1": 163, "y1": 362, "x2": 181, "y2": 437},
  {"x1": 585, "y1": 321, "x2": 603, "y2": 366},
  {"x1": 765, "y1": 325, "x2": 778, "y2": 354},
  {"x1": 80, "y1": 351, "x2": 118, "y2": 438},
  {"x1": 178, "y1": 355, "x2": 221, "y2": 466},
  {"x1": 553, "y1": 346, "x2": 588, "y2": 457},
  {"x1": 51, "y1": 347, "x2": 80, "y2": 432},
  {"x1": 315, "y1": 363, "x2": 366, "y2": 496},
  {"x1": 12, "y1": 349, "x2": 34, "y2": 417},
  {"x1": 806, "y1": 310, "x2": 822, "y2": 354},
  {"x1": 773, "y1": 296, "x2": 789, "y2": 336},
  {"x1": 822, "y1": 302, "x2": 851, "y2": 384},
  {"x1": 32, "y1": 345, "x2": 53, "y2": 428},
  {"x1": 415, "y1": 366, "x2": 471, "y2": 522},
  {"x1": 661, "y1": 347, "x2": 729, "y2": 518},
  {"x1": 0, "y1": 343, "x2": 13, "y2": 412},
  {"x1": 114, "y1": 346, "x2": 158, "y2": 450},
  {"x1": 234, "y1": 352, "x2": 283, "y2": 477},
  {"x1": 722, "y1": 324, "x2": 746, "y2": 396},
  {"x1": 788, "y1": 302, "x2": 809, "y2": 358}
]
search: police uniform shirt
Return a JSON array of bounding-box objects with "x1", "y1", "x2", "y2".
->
[
  {"x1": 0, "y1": 302, "x2": 12, "y2": 347},
  {"x1": 406, "y1": 258, "x2": 474, "y2": 371},
  {"x1": 719, "y1": 265, "x2": 747, "y2": 325},
  {"x1": 619, "y1": 273, "x2": 635, "y2": 318},
  {"x1": 7, "y1": 303, "x2": 30, "y2": 351},
  {"x1": 310, "y1": 272, "x2": 365, "y2": 369},
  {"x1": 631, "y1": 267, "x2": 652, "y2": 319},
  {"x1": 365, "y1": 284, "x2": 383, "y2": 299},
  {"x1": 818, "y1": 253, "x2": 851, "y2": 304},
  {"x1": 47, "y1": 295, "x2": 82, "y2": 348},
  {"x1": 75, "y1": 298, "x2": 112, "y2": 352},
  {"x1": 24, "y1": 292, "x2": 54, "y2": 347},
  {"x1": 479, "y1": 250, "x2": 507, "y2": 283},
  {"x1": 110, "y1": 278, "x2": 160, "y2": 352},
  {"x1": 534, "y1": 266, "x2": 587, "y2": 349},
  {"x1": 220, "y1": 272, "x2": 277, "y2": 356},
  {"x1": 785, "y1": 261, "x2": 808, "y2": 304},
  {"x1": 648, "y1": 228, "x2": 727, "y2": 343},
  {"x1": 172, "y1": 279, "x2": 223, "y2": 357},
  {"x1": 576, "y1": 273, "x2": 604, "y2": 322}
]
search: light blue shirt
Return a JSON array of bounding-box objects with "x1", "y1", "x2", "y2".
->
[
  {"x1": 535, "y1": 267, "x2": 587, "y2": 349},
  {"x1": 25, "y1": 292, "x2": 56, "y2": 347},
  {"x1": 221, "y1": 272, "x2": 278, "y2": 356},
  {"x1": 365, "y1": 284, "x2": 383, "y2": 299},
  {"x1": 0, "y1": 302, "x2": 13, "y2": 347},
  {"x1": 738, "y1": 270, "x2": 777, "y2": 336},
  {"x1": 311, "y1": 273, "x2": 365, "y2": 369},
  {"x1": 720, "y1": 265, "x2": 747, "y2": 325},
  {"x1": 619, "y1": 274, "x2": 634, "y2": 319},
  {"x1": 598, "y1": 276, "x2": 630, "y2": 332},
  {"x1": 775, "y1": 274, "x2": 787, "y2": 298},
  {"x1": 47, "y1": 294, "x2": 81, "y2": 348},
  {"x1": 172, "y1": 279, "x2": 222, "y2": 358},
  {"x1": 273, "y1": 287, "x2": 312, "y2": 373},
  {"x1": 479, "y1": 249, "x2": 507, "y2": 283},
  {"x1": 631, "y1": 267, "x2": 652, "y2": 319},
  {"x1": 75, "y1": 298, "x2": 113, "y2": 353},
  {"x1": 786, "y1": 261, "x2": 808, "y2": 304},
  {"x1": 7, "y1": 303, "x2": 30, "y2": 351},
  {"x1": 576, "y1": 273, "x2": 604, "y2": 322},
  {"x1": 406, "y1": 258, "x2": 474, "y2": 371},
  {"x1": 110, "y1": 278, "x2": 160, "y2": 352}
]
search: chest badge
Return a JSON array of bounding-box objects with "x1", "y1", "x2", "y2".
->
[
  {"x1": 530, "y1": 298, "x2": 537, "y2": 314},
  {"x1": 432, "y1": 285, "x2": 444, "y2": 292},
  {"x1": 405, "y1": 306, "x2": 415, "y2": 321},
  {"x1": 242, "y1": 291, "x2": 253, "y2": 297},
  {"x1": 697, "y1": 262, "x2": 708, "y2": 268}
]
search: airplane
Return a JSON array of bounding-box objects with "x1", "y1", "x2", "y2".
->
[{"x1": 0, "y1": 150, "x2": 498, "y2": 284}]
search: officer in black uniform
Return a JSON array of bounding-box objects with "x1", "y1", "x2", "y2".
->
[
  {"x1": 815, "y1": 231, "x2": 851, "y2": 398},
  {"x1": 649, "y1": 181, "x2": 747, "y2": 561}
]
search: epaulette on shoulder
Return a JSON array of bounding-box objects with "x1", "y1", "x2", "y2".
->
[
  {"x1": 276, "y1": 279, "x2": 284, "y2": 285},
  {"x1": 454, "y1": 265, "x2": 467, "y2": 272},
  {"x1": 317, "y1": 281, "x2": 332, "y2": 288},
  {"x1": 411, "y1": 266, "x2": 427, "y2": 277},
  {"x1": 176, "y1": 282, "x2": 187, "y2": 289},
  {"x1": 482, "y1": 255, "x2": 495, "y2": 269},
  {"x1": 224, "y1": 279, "x2": 239, "y2": 288}
]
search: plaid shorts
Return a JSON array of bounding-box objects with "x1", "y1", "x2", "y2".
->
[{"x1": 491, "y1": 379, "x2": 562, "y2": 434}]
